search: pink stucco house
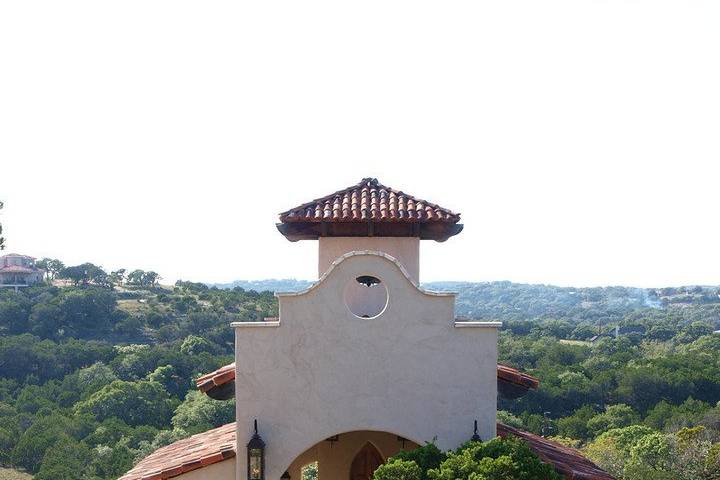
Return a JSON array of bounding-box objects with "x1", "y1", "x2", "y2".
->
[{"x1": 0, "y1": 253, "x2": 44, "y2": 289}]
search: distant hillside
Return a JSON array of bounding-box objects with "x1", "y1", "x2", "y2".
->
[
  {"x1": 213, "y1": 279, "x2": 720, "y2": 325},
  {"x1": 425, "y1": 281, "x2": 720, "y2": 324},
  {"x1": 212, "y1": 278, "x2": 313, "y2": 292}
]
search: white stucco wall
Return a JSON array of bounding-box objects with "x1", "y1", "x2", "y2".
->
[
  {"x1": 318, "y1": 237, "x2": 420, "y2": 282},
  {"x1": 234, "y1": 251, "x2": 498, "y2": 480},
  {"x1": 175, "y1": 458, "x2": 235, "y2": 480}
]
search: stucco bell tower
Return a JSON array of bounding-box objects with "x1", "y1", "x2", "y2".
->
[
  {"x1": 277, "y1": 177, "x2": 463, "y2": 283},
  {"x1": 234, "y1": 178, "x2": 497, "y2": 480}
]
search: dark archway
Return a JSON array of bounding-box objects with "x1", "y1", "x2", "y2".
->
[{"x1": 349, "y1": 442, "x2": 384, "y2": 480}]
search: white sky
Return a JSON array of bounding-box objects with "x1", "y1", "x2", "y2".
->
[{"x1": 1, "y1": 1, "x2": 719, "y2": 288}]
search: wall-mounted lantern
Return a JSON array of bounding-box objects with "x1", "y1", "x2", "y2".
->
[
  {"x1": 247, "y1": 419, "x2": 266, "y2": 480},
  {"x1": 280, "y1": 472, "x2": 291, "y2": 479},
  {"x1": 471, "y1": 420, "x2": 481, "y2": 442}
]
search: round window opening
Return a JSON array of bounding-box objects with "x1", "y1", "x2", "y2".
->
[{"x1": 343, "y1": 275, "x2": 389, "y2": 318}]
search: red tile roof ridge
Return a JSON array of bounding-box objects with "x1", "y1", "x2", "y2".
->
[
  {"x1": 118, "y1": 422, "x2": 236, "y2": 480},
  {"x1": 0, "y1": 265, "x2": 41, "y2": 273},
  {"x1": 196, "y1": 362, "x2": 235, "y2": 393},
  {"x1": 196, "y1": 363, "x2": 540, "y2": 395},
  {"x1": 497, "y1": 423, "x2": 614, "y2": 480},
  {"x1": 497, "y1": 364, "x2": 540, "y2": 390},
  {"x1": 279, "y1": 177, "x2": 461, "y2": 223}
]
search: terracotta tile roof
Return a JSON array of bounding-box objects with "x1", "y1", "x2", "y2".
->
[
  {"x1": 196, "y1": 362, "x2": 235, "y2": 393},
  {"x1": 197, "y1": 363, "x2": 539, "y2": 399},
  {"x1": 122, "y1": 422, "x2": 612, "y2": 480},
  {"x1": 497, "y1": 364, "x2": 540, "y2": 390},
  {"x1": 118, "y1": 422, "x2": 236, "y2": 480},
  {"x1": 279, "y1": 178, "x2": 461, "y2": 223},
  {"x1": 1, "y1": 253, "x2": 36, "y2": 260},
  {"x1": 0, "y1": 265, "x2": 40, "y2": 274},
  {"x1": 497, "y1": 423, "x2": 614, "y2": 480}
]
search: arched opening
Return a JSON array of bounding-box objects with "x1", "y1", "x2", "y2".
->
[
  {"x1": 282, "y1": 430, "x2": 419, "y2": 480},
  {"x1": 343, "y1": 275, "x2": 389, "y2": 318},
  {"x1": 349, "y1": 443, "x2": 384, "y2": 480}
]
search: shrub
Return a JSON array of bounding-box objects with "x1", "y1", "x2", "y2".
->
[
  {"x1": 373, "y1": 459, "x2": 421, "y2": 480},
  {"x1": 374, "y1": 437, "x2": 562, "y2": 480}
]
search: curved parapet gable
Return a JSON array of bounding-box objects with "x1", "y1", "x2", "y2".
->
[
  {"x1": 275, "y1": 250, "x2": 456, "y2": 300},
  {"x1": 233, "y1": 250, "x2": 500, "y2": 480}
]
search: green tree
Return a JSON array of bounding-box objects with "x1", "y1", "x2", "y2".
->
[
  {"x1": 392, "y1": 443, "x2": 446, "y2": 480},
  {"x1": 374, "y1": 459, "x2": 421, "y2": 480},
  {"x1": 427, "y1": 437, "x2": 562, "y2": 480},
  {"x1": 110, "y1": 268, "x2": 126, "y2": 285},
  {"x1": 180, "y1": 335, "x2": 215, "y2": 355},
  {"x1": 587, "y1": 404, "x2": 640, "y2": 436},
  {"x1": 0, "y1": 296, "x2": 32, "y2": 334},
  {"x1": 584, "y1": 425, "x2": 655, "y2": 478},
  {"x1": 11, "y1": 413, "x2": 85, "y2": 473},
  {"x1": 33, "y1": 435, "x2": 92, "y2": 480},
  {"x1": 35, "y1": 258, "x2": 65, "y2": 282},
  {"x1": 75, "y1": 379, "x2": 175, "y2": 427},
  {"x1": 171, "y1": 390, "x2": 235, "y2": 435}
]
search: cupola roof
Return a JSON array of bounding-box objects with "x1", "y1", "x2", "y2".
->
[{"x1": 277, "y1": 177, "x2": 462, "y2": 242}]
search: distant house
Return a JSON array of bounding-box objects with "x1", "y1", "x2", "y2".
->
[{"x1": 0, "y1": 254, "x2": 44, "y2": 289}]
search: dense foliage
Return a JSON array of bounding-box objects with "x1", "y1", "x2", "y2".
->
[
  {"x1": 0, "y1": 265, "x2": 719, "y2": 479},
  {"x1": 373, "y1": 439, "x2": 563, "y2": 480},
  {"x1": 0, "y1": 263, "x2": 275, "y2": 478}
]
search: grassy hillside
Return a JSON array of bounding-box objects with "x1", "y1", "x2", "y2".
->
[{"x1": 0, "y1": 468, "x2": 32, "y2": 480}]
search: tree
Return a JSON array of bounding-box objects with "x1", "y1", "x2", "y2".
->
[
  {"x1": 707, "y1": 443, "x2": 720, "y2": 480},
  {"x1": 33, "y1": 435, "x2": 92, "y2": 480},
  {"x1": 144, "y1": 271, "x2": 161, "y2": 287},
  {"x1": 110, "y1": 268, "x2": 126, "y2": 285},
  {"x1": 59, "y1": 264, "x2": 90, "y2": 286},
  {"x1": 47, "y1": 259, "x2": 65, "y2": 281},
  {"x1": 587, "y1": 404, "x2": 640, "y2": 436},
  {"x1": 0, "y1": 296, "x2": 32, "y2": 334},
  {"x1": 180, "y1": 334, "x2": 215, "y2": 355},
  {"x1": 74, "y1": 379, "x2": 175, "y2": 427},
  {"x1": 11, "y1": 413, "x2": 82, "y2": 473},
  {"x1": 36, "y1": 258, "x2": 65, "y2": 282},
  {"x1": 59, "y1": 263, "x2": 110, "y2": 287},
  {"x1": 585, "y1": 425, "x2": 655, "y2": 478},
  {"x1": 374, "y1": 459, "x2": 421, "y2": 480},
  {"x1": 425, "y1": 437, "x2": 562, "y2": 480},
  {"x1": 126, "y1": 269, "x2": 161, "y2": 288},
  {"x1": 392, "y1": 442, "x2": 446, "y2": 480},
  {"x1": 126, "y1": 269, "x2": 145, "y2": 286},
  {"x1": 171, "y1": 390, "x2": 235, "y2": 435}
]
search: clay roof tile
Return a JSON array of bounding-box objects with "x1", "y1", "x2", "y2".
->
[{"x1": 278, "y1": 178, "x2": 460, "y2": 224}]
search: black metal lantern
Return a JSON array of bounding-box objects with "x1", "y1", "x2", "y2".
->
[
  {"x1": 280, "y1": 472, "x2": 291, "y2": 479},
  {"x1": 471, "y1": 420, "x2": 481, "y2": 442},
  {"x1": 247, "y1": 419, "x2": 266, "y2": 480}
]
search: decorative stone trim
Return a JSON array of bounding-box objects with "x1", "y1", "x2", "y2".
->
[
  {"x1": 453, "y1": 321, "x2": 502, "y2": 328},
  {"x1": 231, "y1": 321, "x2": 281, "y2": 328}
]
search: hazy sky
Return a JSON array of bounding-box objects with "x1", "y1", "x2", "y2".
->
[{"x1": 1, "y1": 1, "x2": 718, "y2": 287}]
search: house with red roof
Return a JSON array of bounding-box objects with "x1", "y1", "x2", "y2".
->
[
  {"x1": 0, "y1": 253, "x2": 44, "y2": 290},
  {"x1": 121, "y1": 178, "x2": 613, "y2": 480}
]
